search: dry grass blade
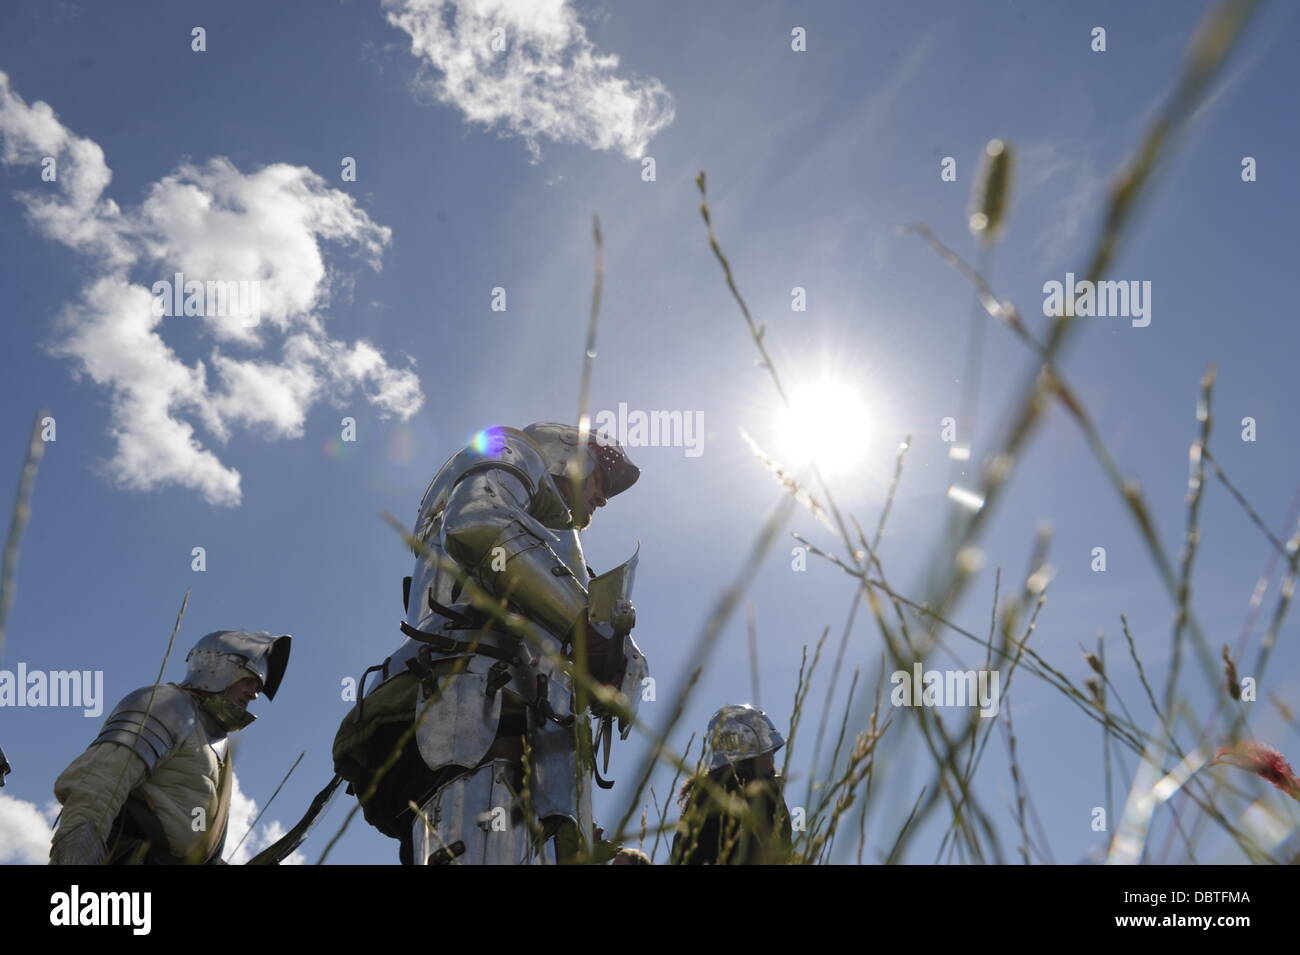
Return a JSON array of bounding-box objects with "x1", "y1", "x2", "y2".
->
[
  {"x1": 103, "y1": 590, "x2": 190, "y2": 861},
  {"x1": 1041, "y1": 368, "x2": 1219, "y2": 700},
  {"x1": 787, "y1": 628, "x2": 830, "y2": 812},
  {"x1": 695, "y1": 171, "x2": 789, "y2": 405},
  {"x1": 1202, "y1": 448, "x2": 1292, "y2": 559},
  {"x1": 900, "y1": 224, "x2": 1042, "y2": 355},
  {"x1": 804, "y1": 716, "x2": 889, "y2": 864},
  {"x1": 807, "y1": 581, "x2": 865, "y2": 799},
  {"x1": 0, "y1": 410, "x2": 47, "y2": 665},
  {"x1": 1164, "y1": 364, "x2": 1216, "y2": 713},
  {"x1": 611, "y1": 491, "x2": 798, "y2": 844},
  {"x1": 570, "y1": 214, "x2": 606, "y2": 802},
  {"x1": 1002, "y1": 699, "x2": 1030, "y2": 864},
  {"x1": 574, "y1": 212, "x2": 603, "y2": 449},
  {"x1": 738, "y1": 427, "x2": 835, "y2": 534},
  {"x1": 1122, "y1": 619, "x2": 1166, "y2": 741},
  {"x1": 910, "y1": 0, "x2": 1257, "y2": 642},
  {"x1": 1108, "y1": 744, "x2": 1212, "y2": 865},
  {"x1": 793, "y1": 538, "x2": 1148, "y2": 752},
  {"x1": 232, "y1": 750, "x2": 304, "y2": 858},
  {"x1": 650, "y1": 733, "x2": 694, "y2": 863},
  {"x1": 745, "y1": 604, "x2": 760, "y2": 707},
  {"x1": 696, "y1": 170, "x2": 869, "y2": 589},
  {"x1": 1248, "y1": 516, "x2": 1300, "y2": 688},
  {"x1": 872, "y1": 436, "x2": 911, "y2": 553},
  {"x1": 884, "y1": 786, "x2": 927, "y2": 865}
]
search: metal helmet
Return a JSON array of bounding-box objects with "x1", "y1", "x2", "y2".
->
[
  {"x1": 182, "y1": 630, "x2": 292, "y2": 700},
  {"x1": 706, "y1": 704, "x2": 785, "y2": 771},
  {"x1": 521, "y1": 422, "x2": 640, "y2": 499}
]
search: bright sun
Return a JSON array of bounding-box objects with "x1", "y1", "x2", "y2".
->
[{"x1": 774, "y1": 379, "x2": 872, "y2": 475}]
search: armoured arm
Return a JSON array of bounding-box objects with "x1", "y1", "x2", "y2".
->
[
  {"x1": 50, "y1": 742, "x2": 147, "y2": 865},
  {"x1": 49, "y1": 685, "x2": 194, "y2": 865},
  {"x1": 441, "y1": 467, "x2": 587, "y2": 642}
]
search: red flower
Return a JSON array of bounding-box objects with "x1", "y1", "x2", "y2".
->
[{"x1": 1214, "y1": 742, "x2": 1300, "y2": 801}]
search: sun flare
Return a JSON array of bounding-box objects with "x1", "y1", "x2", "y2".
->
[{"x1": 774, "y1": 379, "x2": 872, "y2": 475}]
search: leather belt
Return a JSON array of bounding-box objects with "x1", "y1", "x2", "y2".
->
[{"x1": 399, "y1": 620, "x2": 519, "y2": 664}]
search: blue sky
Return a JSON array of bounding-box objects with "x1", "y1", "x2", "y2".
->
[{"x1": 1, "y1": 0, "x2": 1298, "y2": 865}]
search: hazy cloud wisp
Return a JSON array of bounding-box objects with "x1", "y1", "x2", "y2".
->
[{"x1": 384, "y1": 0, "x2": 675, "y2": 159}]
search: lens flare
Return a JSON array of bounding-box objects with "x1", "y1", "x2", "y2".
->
[
  {"x1": 387, "y1": 423, "x2": 413, "y2": 466},
  {"x1": 469, "y1": 426, "x2": 508, "y2": 456},
  {"x1": 322, "y1": 436, "x2": 351, "y2": 459}
]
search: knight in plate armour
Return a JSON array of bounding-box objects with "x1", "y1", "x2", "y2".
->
[
  {"x1": 333, "y1": 422, "x2": 647, "y2": 864},
  {"x1": 49, "y1": 629, "x2": 292, "y2": 865}
]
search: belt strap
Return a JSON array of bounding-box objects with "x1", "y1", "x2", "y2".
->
[
  {"x1": 108, "y1": 794, "x2": 184, "y2": 865},
  {"x1": 399, "y1": 620, "x2": 519, "y2": 663}
]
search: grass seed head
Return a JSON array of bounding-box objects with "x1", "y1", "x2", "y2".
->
[{"x1": 1214, "y1": 741, "x2": 1300, "y2": 801}]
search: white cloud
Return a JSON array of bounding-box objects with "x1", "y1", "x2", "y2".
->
[
  {"x1": 1020, "y1": 141, "x2": 1106, "y2": 266},
  {"x1": 0, "y1": 72, "x2": 424, "y2": 505},
  {"x1": 0, "y1": 74, "x2": 128, "y2": 266},
  {"x1": 223, "y1": 769, "x2": 305, "y2": 865},
  {"x1": 0, "y1": 792, "x2": 56, "y2": 864},
  {"x1": 384, "y1": 0, "x2": 674, "y2": 159},
  {"x1": 0, "y1": 775, "x2": 302, "y2": 866}
]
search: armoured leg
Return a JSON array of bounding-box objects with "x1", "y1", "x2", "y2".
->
[
  {"x1": 528, "y1": 713, "x2": 594, "y2": 861},
  {"x1": 411, "y1": 760, "x2": 539, "y2": 865}
]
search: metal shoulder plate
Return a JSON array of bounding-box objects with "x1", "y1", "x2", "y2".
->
[
  {"x1": 93, "y1": 684, "x2": 197, "y2": 773},
  {"x1": 413, "y1": 428, "x2": 570, "y2": 549}
]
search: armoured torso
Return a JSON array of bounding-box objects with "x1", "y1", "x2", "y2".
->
[
  {"x1": 388, "y1": 427, "x2": 589, "y2": 677},
  {"x1": 132, "y1": 688, "x2": 231, "y2": 861},
  {"x1": 58, "y1": 683, "x2": 232, "y2": 863}
]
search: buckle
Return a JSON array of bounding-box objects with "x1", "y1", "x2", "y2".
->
[
  {"x1": 405, "y1": 645, "x2": 439, "y2": 700},
  {"x1": 485, "y1": 660, "x2": 512, "y2": 700},
  {"x1": 428, "y1": 840, "x2": 466, "y2": 865}
]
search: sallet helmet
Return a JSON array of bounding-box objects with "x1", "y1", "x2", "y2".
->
[
  {"x1": 521, "y1": 422, "x2": 640, "y2": 499},
  {"x1": 183, "y1": 630, "x2": 292, "y2": 700},
  {"x1": 706, "y1": 703, "x2": 785, "y2": 771}
]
